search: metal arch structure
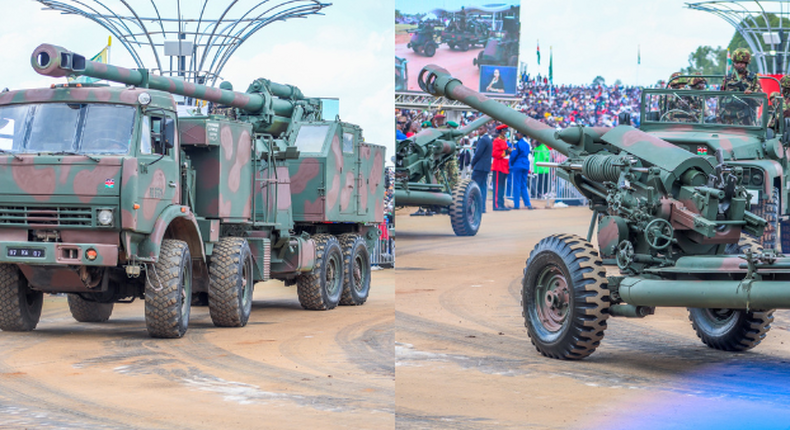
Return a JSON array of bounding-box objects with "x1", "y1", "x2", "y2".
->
[
  {"x1": 33, "y1": 0, "x2": 330, "y2": 86},
  {"x1": 687, "y1": 0, "x2": 790, "y2": 74},
  {"x1": 395, "y1": 91, "x2": 520, "y2": 111}
]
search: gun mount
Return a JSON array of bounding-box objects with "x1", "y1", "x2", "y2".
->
[
  {"x1": 418, "y1": 64, "x2": 790, "y2": 359},
  {"x1": 395, "y1": 115, "x2": 492, "y2": 236}
]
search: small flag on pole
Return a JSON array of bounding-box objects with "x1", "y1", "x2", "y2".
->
[
  {"x1": 537, "y1": 40, "x2": 541, "y2": 66},
  {"x1": 69, "y1": 36, "x2": 112, "y2": 84},
  {"x1": 638, "y1": 45, "x2": 641, "y2": 65},
  {"x1": 726, "y1": 48, "x2": 732, "y2": 75},
  {"x1": 549, "y1": 46, "x2": 553, "y2": 84}
]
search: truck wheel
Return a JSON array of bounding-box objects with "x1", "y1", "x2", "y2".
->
[
  {"x1": 450, "y1": 179, "x2": 483, "y2": 236},
  {"x1": 750, "y1": 187, "x2": 779, "y2": 250},
  {"x1": 522, "y1": 234, "x2": 609, "y2": 359},
  {"x1": 0, "y1": 264, "x2": 42, "y2": 332},
  {"x1": 458, "y1": 42, "x2": 469, "y2": 51},
  {"x1": 209, "y1": 237, "x2": 254, "y2": 327},
  {"x1": 688, "y1": 308, "x2": 773, "y2": 351},
  {"x1": 67, "y1": 294, "x2": 113, "y2": 323},
  {"x1": 338, "y1": 234, "x2": 371, "y2": 306},
  {"x1": 424, "y1": 43, "x2": 437, "y2": 57},
  {"x1": 296, "y1": 234, "x2": 343, "y2": 310},
  {"x1": 145, "y1": 239, "x2": 192, "y2": 338}
]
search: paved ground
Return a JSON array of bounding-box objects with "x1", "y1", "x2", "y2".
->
[
  {"x1": 395, "y1": 201, "x2": 790, "y2": 430},
  {"x1": 0, "y1": 271, "x2": 394, "y2": 429}
]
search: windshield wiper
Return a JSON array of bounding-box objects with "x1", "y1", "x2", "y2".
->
[
  {"x1": 0, "y1": 148, "x2": 23, "y2": 161},
  {"x1": 49, "y1": 151, "x2": 100, "y2": 162}
]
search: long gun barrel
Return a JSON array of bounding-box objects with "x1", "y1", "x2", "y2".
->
[{"x1": 31, "y1": 44, "x2": 309, "y2": 130}]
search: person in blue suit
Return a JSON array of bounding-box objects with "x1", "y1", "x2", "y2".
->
[
  {"x1": 509, "y1": 131, "x2": 533, "y2": 210},
  {"x1": 470, "y1": 125, "x2": 493, "y2": 213}
]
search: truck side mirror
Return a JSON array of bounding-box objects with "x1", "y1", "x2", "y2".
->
[{"x1": 164, "y1": 118, "x2": 176, "y2": 149}]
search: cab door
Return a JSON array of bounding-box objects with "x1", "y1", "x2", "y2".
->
[{"x1": 135, "y1": 114, "x2": 180, "y2": 230}]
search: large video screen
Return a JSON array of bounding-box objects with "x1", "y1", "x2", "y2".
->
[{"x1": 395, "y1": 0, "x2": 521, "y2": 95}]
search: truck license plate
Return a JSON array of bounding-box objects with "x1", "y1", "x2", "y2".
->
[{"x1": 7, "y1": 248, "x2": 45, "y2": 258}]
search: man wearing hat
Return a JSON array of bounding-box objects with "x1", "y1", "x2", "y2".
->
[
  {"x1": 470, "y1": 124, "x2": 494, "y2": 213},
  {"x1": 491, "y1": 123, "x2": 512, "y2": 211},
  {"x1": 431, "y1": 113, "x2": 447, "y2": 128}
]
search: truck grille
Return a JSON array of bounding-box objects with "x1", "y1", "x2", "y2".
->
[{"x1": 0, "y1": 206, "x2": 93, "y2": 227}]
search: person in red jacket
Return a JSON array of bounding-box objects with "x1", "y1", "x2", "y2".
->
[{"x1": 492, "y1": 124, "x2": 512, "y2": 211}]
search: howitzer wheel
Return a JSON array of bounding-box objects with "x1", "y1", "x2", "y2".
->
[
  {"x1": 296, "y1": 234, "x2": 344, "y2": 310},
  {"x1": 449, "y1": 179, "x2": 483, "y2": 236},
  {"x1": 689, "y1": 235, "x2": 773, "y2": 351},
  {"x1": 521, "y1": 234, "x2": 610, "y2": 360},
  {"x1": 0, "y1": 264, "x2": 42, "y2": 332},
  {"x1": 338, "y1": 234, "x2": 371, "y2": 306},
  {"x1": 208, "y1": 237, "x2": 254, "y2": 327},
  {"x1": 67, "y1": 294, "x2": 113, "y2": 323},
  {"x1": 145, "y1": 239, "x2": 192, "y2": 338},
  {"x1": 424, "y1": 43, "x2": 437, "y2": 57},
  {"x1": 750, "y1": 186, "x2": 779, "y2": 250},
  {"x1": 688, "y1": 308, "x2": 774, "y2": 351}
]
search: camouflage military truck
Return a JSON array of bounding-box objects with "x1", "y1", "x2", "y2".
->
[
  {"x1": 641, "y1": 74, "x2": 789, "y2": 252},
  {"x1": 441, "y1": 17, "x2": 489, "y2": 52},
  {"x1": 0, "y1": 44, "x2": 385, "y2": 338}
]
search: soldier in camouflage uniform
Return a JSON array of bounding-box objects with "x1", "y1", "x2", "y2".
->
[
  {"x1": 664, "y1": 73, "x2": 694, "y2": 122},
  {"x1": 720, "y1": 48, "x2": 762, "y2": 125}
]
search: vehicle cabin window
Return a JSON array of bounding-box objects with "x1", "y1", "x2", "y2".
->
[
  {"x1": 343, "y1": 132, "x2": 354, "y2": 154},
  {"x1": 140, "y1": 116, "x2": 152, "y2": 154},
  {"x1": 149, "y1": 116, "x2": 169, "y2": 155},
  {"x1": 294, "y1": 125, "x2": 330, "y2": 153},
  {"x1": 0, "y1": 105, "x2": 29, "y2": 151},
  {"x1": 28, "y1": 103, "x2": 80, "y2": 152}
]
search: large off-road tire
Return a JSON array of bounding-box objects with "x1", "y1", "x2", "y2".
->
[
  {"x1": 521, "y1": 234, "x2": 610, "y2": 360},
  {"x1": 145, "y1": 239, "x2": 192, "y2": 338},
  {"x1": 296, "y1": 234, "x2": 344, "y2": 310},
  {"x1": 449, "y1": 179, "x2": 483, "y2": 237},
  {"x1": 689, "y1": 234, "x2": 773, "y2": 351},
  {"x1": 750, "y1": 186, "x2": 779, "y2": 250},
  {"x1": 338, "y1": 234, "x2": 371, "y2": 306},
  {"x1": 424, "y1": 43, "x2": 437, "y2": 57},
  {"x1": 67, "y1": 294, "x2": 113, "y2": 323},
  {"x1": 209, "y1": 237, "x2": 254, "y2": 327},
  {"x1": 688, "y1": 308, "x2": 774, "y2": 351},
  {"x1": 0, "y1": 264, "x2": 42, "y2": 332}
]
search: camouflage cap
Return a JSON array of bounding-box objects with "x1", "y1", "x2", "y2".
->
[
  {"x1": 770, "y1": 91, "x2": 781, "y2": 100},
  {"x1": 689, "y1": 75, "x2": 707, "y2": 87},
  {"x1": 781, "y1": 75, "x2": 790, "y2": 90},
  {"x1": 732, "y1": 48, "x2": 751, "y2": 64},
  {"x1": 669, "y1": 72, "x2": 687, "y2": 87}
]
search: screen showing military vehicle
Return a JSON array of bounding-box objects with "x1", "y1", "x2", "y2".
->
[{"x1": 395, "y1": 0, "x2": 520, "y2": 93}]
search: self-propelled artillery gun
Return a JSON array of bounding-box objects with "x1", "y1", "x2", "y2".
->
[
  {"x1": 418, "y1": 64, "x2": 790, "y2": 359},
  {"x1": 0, "y1": 44, "x2": 385, "y2": 338}
]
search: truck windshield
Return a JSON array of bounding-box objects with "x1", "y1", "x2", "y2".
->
[
  {"x1": 642, "y1": 90, "x2": 767, "y2": 127},
  {"x1": 0, "y1": 103, "x2": 135, "y2": 154},
  {"x1": 294, "y1": 124, "x2": 330, "y2": 153}
]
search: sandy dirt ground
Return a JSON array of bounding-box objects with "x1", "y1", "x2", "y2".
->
[
  {"x1": 396, "y1": 33, "x2": 482, "y2": 92},
  {"x1": 0, "y1": 270, "x2": 394, "y2": 429},
  {"x1": 395, "y1": 201, "x2": 790, "y2": 430}
]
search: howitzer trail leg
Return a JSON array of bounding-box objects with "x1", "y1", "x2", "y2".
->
[
  {"x1": 145, "y1": 240, "x2": 192, "y2": 338},
  {"x1": 208, "y1": 237, "x2": 254, "y2": 327},
  {"x1": 297, "y1": 234, "x2": 344, "y2": 310},
  {"x1": 521, "y1": 234, "x2": 610, "y2": 359},
  {"x1": 0, "y1": 265, "x2": 42, "y2": 332},
  {"x1": 338, "y1": 234, "x2": 371, "y2": 306}
]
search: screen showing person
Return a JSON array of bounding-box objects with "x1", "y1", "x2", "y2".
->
[{"x1": 479, "y1": 65, "x2": 517, "y2": 95}]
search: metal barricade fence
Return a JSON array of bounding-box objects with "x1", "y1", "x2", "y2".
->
[{"x1": 371, "y1": 224, "x2": 395, "y2": 268}]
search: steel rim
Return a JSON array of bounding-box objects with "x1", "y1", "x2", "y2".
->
[
  {"x1": 352, "y1": 252, "x2": 367, "y2": 293},
  {"x1": 467, "y1": 188, "x2": 481, "y2": 228},
  {"x1": 534, "y1": 265, "x2": 570, "y2": 332},
  {"x1": 702, "y1": 308, "x2": 737, "y2": 331},
  {"x1": 326, "y1": 252, "x2": 342, "y2": 296},
  {"x1": 241, "y1": 255, "x2": 252, "y2": 309}
]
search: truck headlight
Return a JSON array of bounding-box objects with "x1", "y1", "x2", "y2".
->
[{"x1": 97, "y1": 209, "x2": 114, "y2": 226}]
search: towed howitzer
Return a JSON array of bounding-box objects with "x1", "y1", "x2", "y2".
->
[
  {"x1": 418, "y1": 64, "x2": 790, "y2": 359},
  {"x1": 0, "y1": 44, "x2": 385, "y2": 338},
  {"x1": 395, "y1": 115, "x2": 492, "y2": 236}
]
